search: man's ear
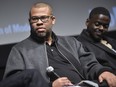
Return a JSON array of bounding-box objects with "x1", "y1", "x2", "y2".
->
[
  {"x1": 52, "y1": 16, "x2": 56, "y2": 24},
  {"x1": 28, "y1": 18, "x2": 32, "y2": 25},
  {"x1": 86, "y1": 18, "x2": 89, "y2": 26}
]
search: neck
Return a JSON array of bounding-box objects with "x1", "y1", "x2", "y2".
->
[{"x1": 45, "y1": 36, "x2": 53, "y2": 45}]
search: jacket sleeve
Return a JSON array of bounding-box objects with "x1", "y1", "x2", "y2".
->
[
  {"x1": 3, "y1": 46, "x2": 25, "y2": 79},
  {"x1": 75, "y1": 39, "x2": 113, "y2": 80}
]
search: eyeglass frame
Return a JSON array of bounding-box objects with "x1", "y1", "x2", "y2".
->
[{"x1": 29, "y1": 15, "x2": 53, "y2": 23}]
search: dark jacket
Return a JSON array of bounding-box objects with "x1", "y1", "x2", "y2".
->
[
  {"x1": 4, "y1": 32, "x2": 111, "y2": 84},
  {"x1": 76, "y1": 29, "x2": 116, "y2": 74}
]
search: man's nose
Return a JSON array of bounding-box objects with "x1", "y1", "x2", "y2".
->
[
  {"x1": 37, "y1": 19, "x2": 43, "y2": 23},
  {"x1": 36, "y1": 19, "x2": 43, "y2": 26},
  {"x1": 99, "y1": 25, "x2": 104, "y2": 30}
]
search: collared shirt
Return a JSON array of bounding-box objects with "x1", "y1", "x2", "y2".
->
[{"x1": 46, "y1": 41, "x2": 82, "y2": 84}]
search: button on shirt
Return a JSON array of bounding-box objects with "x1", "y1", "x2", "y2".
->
[{"x1": 46, "y1": 42, "x2": 82, "y2": 84}]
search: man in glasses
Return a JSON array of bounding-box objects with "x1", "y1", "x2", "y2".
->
[{"x1": 3, "y1": 3, "x2": 116, "y2": 87}]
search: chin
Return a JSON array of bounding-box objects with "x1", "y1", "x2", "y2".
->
[
  {"x1": 92, "y1": 35, "x2": 101, "y2": 41},
  {"x1": 38, "y1": 32, "x2": 46, "y2": 36},
  {"x1": 94, "y1": 37, "x2": 101, "y2": 42}
]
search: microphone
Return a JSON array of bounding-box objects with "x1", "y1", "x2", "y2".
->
[
  {"x1": 46, "y1": 66, "x2": 60, "y2": 80},
  {"x1": 46, "y1": 66, "x2": 99, "y2": 87}
]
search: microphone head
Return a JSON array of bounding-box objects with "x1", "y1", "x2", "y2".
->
[
  {"x1": 46, "y1": 66, "x2": 59, "y2": 80},
  {"x1": 46, "y1": 66, "x2": 54, "y2": 73}
]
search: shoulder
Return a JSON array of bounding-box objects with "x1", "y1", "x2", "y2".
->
[
  {"x1": 57, "y1": 35, "x2": 78, "y2": 41},
  {"x1": 57, "y1": 35, "x2": 82, "y2": 46},
  {"x1": 12, "y1": 36, "x2": 38, "y2": 50},
  {"x1": 107, "y1": 36, "x2": 116, "y2": 42}
]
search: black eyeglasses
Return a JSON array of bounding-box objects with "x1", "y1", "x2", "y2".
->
[{"x1": 30, "y1": 15, "x2": 53, "y2": 23}]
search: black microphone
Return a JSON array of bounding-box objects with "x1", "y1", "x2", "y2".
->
[{"x1": 46, "y1": 66, "x2": 60, "y2": 80}]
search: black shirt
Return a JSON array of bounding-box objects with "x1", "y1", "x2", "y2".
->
[{"x1": 46, "y1": 42, "x2": 82, "y2": 84}]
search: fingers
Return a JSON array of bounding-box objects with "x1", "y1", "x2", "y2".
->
[
  {"x1": 99, "y1": 71, "x2": 116, "y2": 87},
  {"x1": 98, "y1": 75, "x2": 103, "y2": 83},
  {"x1": 59, "y1": 77, "x2": 73, "y2": 86},
  {"x1": 105, "y1": 76, "x2": 116, "y2": 87},
  {"x1": 52, "y1": 77, "x2": 73, "y2": 87}
]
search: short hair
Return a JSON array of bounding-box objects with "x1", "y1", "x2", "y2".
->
[
  {"x1": 29, "y1": 2, "x2": 53, "y2": 17},
  {"x1": 89, "y1": 7, "x2": 111, "y2": 19}
]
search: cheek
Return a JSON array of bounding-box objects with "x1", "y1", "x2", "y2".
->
[
  {"x1": 46, "y1": 22, "x2": 54, "y2": 28},
  {"x1": 31, "y1": 23, "x2": 37, "y2": 29},
  {"x1": 90, "y1": 24, "x2": 96, "y2": 29}
]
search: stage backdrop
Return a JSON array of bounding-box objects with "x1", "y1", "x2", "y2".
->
[{"x1": 0, "y1": 0, "x2": 116, "y2": 45}]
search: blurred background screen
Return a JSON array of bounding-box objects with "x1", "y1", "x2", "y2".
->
[{"x1": 0, "y1": 0, "x2": 116, "y2": 45}]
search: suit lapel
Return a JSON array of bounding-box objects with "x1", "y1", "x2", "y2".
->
[
  {"x1": 80, "y1": 30, "x2": 116, "y2": 56},
  {"x1": 95, "y1": 42, "x2": 116, "y2": 55}
]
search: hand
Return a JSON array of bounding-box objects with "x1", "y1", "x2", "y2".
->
[
  {"x1": 52, "y1": 77, "x2": 73, "y2": 87},
  {"x1": 99, "y1": 71, "x2": 116, "y2": 87}
]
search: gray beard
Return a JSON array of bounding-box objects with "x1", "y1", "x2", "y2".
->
[
  {"x1": 37, "y1": 31, "x2": 51, "y2": 40},
  {"x1": 37, "y1": 32, "x2": 46, "y2": 37}
]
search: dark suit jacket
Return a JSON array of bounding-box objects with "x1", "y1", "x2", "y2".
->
[{"x1": 75, "y1": 29, "x2": 116, "y2": 74}]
